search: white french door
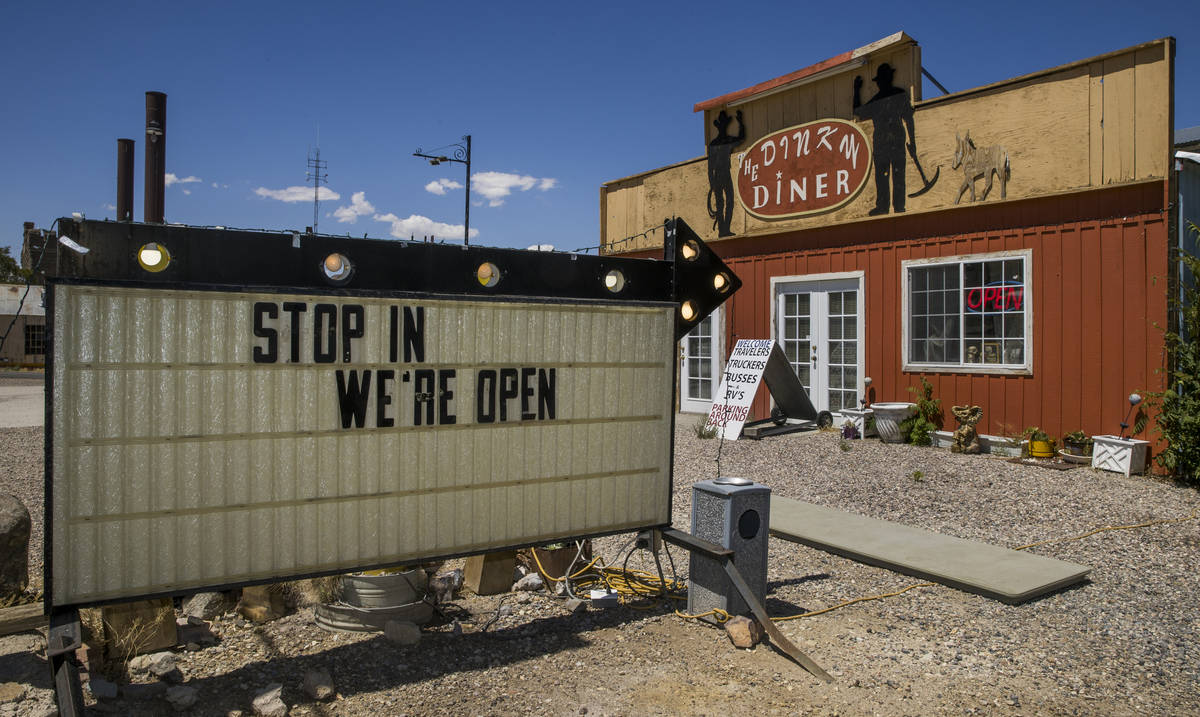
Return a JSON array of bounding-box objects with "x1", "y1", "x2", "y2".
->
[
  {"x1": 774, "y1": 276, "x2": 863, "y2": 414},
  {"x1": 680, "y1": 308, "x2": 722, "y2": 413}
]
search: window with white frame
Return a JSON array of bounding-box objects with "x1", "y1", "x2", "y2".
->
[{"x1": 905, "y1": 252, "x2": 1030, "y2": 371}]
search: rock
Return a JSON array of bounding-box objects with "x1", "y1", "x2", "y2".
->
[
  {"x1": 87, "y1": 677, "x2": 119, "y2": 700},
  {"x1": 384, "y1": 620, "x2": 421, "y2": 646},
  {"x1": 138, "y1": 651, "x2": 183, "y2": 683},
  {"x1": 514, "y1": 592, "x2": 532, "y2": 604},
  {"x1": 121, "y1": 681, "x2": 168, "y2": 700},
  {"x1": 251, "y1": 684, "x2": 287, "y2": 717},
  {"x1": 128, "y1": 654, "x2": 153, "y2": 673},
  {"x1": 512, "y1": 573, "x2": 544, "y2": 592},
  {"x1": 27, "y1": 708, "x2": 57, "y2": 717},
  {"x1": 147, "y1": 651, "x2": 178, "y2": 676},
  {"x1": 0, "y1": 494, "x2": 31, "y2": 598},
  {"x1": 165, "y1": 684, "x2": 198, "y2": 711},
  {"x1": 566, "y1": 598, "x2": 587, "y2": 614},
  {"x1": 301, "y1": 668, "x2": 334, "y2": 701},
  {"x1": 513, "y1": 565, "x2": 528, "y2": 582},
  {"x1": 429, "y1": 569, "x2": 463, "y2": 603},
  {"x1": 724, "y1": 616, "x2": 764, "y2": 649},
  {"x1": 451, "y1": 619, "x2": 463, "y2": 636},
  {"x1": 182, "y1": 591, "x2": 236, "y2": 620},
  {"x1": 0, "y1": 683, "x2": 24, "y2": 703}
]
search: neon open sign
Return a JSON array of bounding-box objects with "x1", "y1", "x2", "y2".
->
[{"x1": 965, "y1": 281, "x2": 1023, "y2": 312}]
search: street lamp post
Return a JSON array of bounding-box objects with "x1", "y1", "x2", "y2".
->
[{"x1": 413, "y1": 135, "x2": 471, "y2": 246}]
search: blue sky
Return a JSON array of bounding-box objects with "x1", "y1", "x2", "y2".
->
[{"x1": 2, "y1": 1, "x2": 1195, "y2": 257}]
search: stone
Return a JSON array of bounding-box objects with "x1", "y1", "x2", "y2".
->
[
  {"x1": 121, "y1": 681, "x2": 167, "y2": 700},
  {"x1": 182, "y1": 591, "x2": 236, "y2": 620},
  {"x1": 251, "y1": 684, "x2": 287, "y2": 717},
  {"x1": 384, "y1": 620, "x2": 421, "y2": 646},
  {"x1": 512, "y1": 573, "x2": 544, "y2": 592},
  {"x1": 565, "y1": 598, "x2": 587, "y2": 614},
  {"x1": 87, "y1": 677, "x2": 119, "y2": 700},
  {"x1": 27, "y1": 708, "x2": 58, "y2": 717},
  {"x1": 147, "y1": 651, "x2": 178, "y2": 676},
  {"x1": 302, "y1": 668, "x2": 335, "y2": 701},
  {"x1": 428, "y1": 568, "x2": 463, "y2": 603},
  {"x1": 514, "y1": 592, "x2": 532, "y2": 604},
  {"x1": 128, "y1": 654, "x2": 153, "y2": 673},
  {"x1": 724, "y1": 616, "x2": 764, "y2": 649},
  {"x1": 0, "y1": 495, "x2": 31, "y2": 598},
  {"x1": 165, "y1": 685, "x2": 198, "y2": 711},
  {"x1": 0, "y1": 683, "x2": 24, "y2": 703}
]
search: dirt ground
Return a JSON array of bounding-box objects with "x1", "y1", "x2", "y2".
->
[{"x1": 3, "y1": 412, "x2": 1199, "y2": 716}]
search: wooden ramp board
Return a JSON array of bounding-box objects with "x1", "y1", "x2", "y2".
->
[{"x1": 769, "y1": 498, "x2": 1091, "y2": 604}]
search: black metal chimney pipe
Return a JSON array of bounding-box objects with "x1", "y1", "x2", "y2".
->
[
  {"x1": 117, "y1": 138, "x2": 135, "y2": 221},
  {"x1": 144, "y1": 91, "x2": 166, "y2": 223}
]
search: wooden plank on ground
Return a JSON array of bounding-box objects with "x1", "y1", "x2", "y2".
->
[
  {"x1": 769, "y1": 497, "x2": 1091, "y2": 604},
  {"x1": 0, "y1": 602, "x2": 45, "y2": 636}
]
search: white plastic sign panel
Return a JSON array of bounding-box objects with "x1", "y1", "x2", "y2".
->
[
  {"x1": 48, "y1": 284, "x2": 676, "y2": 608},
  {"x1": 705, "y1": 339, "x2": 772, "y2": 440}
]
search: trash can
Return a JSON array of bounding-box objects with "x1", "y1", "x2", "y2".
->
[{"x1": 687, "y1": 477, "x2": 770, "y2": 622}]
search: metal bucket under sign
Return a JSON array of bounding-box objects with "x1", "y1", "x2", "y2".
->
[
  {"x1": 342, "y1": 570, "x2": 428, "y2": 608},
  {"x1": 314, "y1": 568, "x2": 433, "y2": 632}
]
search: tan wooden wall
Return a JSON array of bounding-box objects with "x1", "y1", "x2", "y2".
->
[{"x1": 601, "y1": 39, "x2": 1173, "y2": 253}]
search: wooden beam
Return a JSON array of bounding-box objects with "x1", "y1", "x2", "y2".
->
[{"x1": 0, "y1": 602, "x2": 46, "y2": 636}]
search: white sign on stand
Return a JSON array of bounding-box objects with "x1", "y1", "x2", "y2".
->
[{"x1": 705, "y1": 339, "x2": 773, "y2": 440}]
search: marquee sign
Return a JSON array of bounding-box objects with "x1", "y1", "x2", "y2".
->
[
  {"x1": 45, "y1": 218, "x2": 739, "y2": 609},
  {"x1": 736, "y1": 119, "x2": 871, "y2": 219}
]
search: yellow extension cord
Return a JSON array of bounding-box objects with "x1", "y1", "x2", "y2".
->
[{"x1": 530, "y1": 507, "x2": 1200, "y2": 625}]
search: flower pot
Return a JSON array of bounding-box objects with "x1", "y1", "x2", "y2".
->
[
  {"x1": 1091, "y1": 435, "x2": 1150, "y2": 477},
  {"x1": 1063, "y1": 440, "x2": 1092, "y2": 457},
  {"x1": 1028, "y1": 438, "x2": 1056, "y2": 459},
  {"x1": 839, "y1": 408, "x2": 876, "y2": 439},
  {"x1": 870, "y1": 403, "x2": 915, "y2": 444},
  {"x1": 931, "y1": 430, "x2": 955, "y2": 449}
]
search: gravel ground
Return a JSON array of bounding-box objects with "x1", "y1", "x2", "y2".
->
[{"x1": 3, "y1": 410, "x2": 1200, "y2": 716}]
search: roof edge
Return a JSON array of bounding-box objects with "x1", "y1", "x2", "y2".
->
[{"x1": 693, "y1": 31, "x2": 914, "y2": 113}]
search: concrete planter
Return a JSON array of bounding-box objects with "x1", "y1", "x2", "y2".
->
[
  {"x1": 931, "y1": 430, "x2": 955, "y2": 449},
  {"x1": 870, "y1": 403, "x2": 915, "y2": 444},
  {"x1": 1091, "y1": 435, "x2": 1150, "y2": 477},
  {"x1": 979, "y1": 434, "x2": 1024, "y2": 457},
  {"x1": 839, "y1": 408, "x2": 876, "y2": 439}
]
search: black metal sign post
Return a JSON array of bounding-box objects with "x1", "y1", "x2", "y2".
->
[{"x1": 43, "y1": 217, "x2": 739, "y2": 712}]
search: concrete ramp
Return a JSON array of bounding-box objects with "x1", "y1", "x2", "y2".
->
[{"x1": 769, "y1": 497, "x2": 1091, "y2": 604}]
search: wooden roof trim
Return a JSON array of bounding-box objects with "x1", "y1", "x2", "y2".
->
[
  {"x1": 601, "y1": 156, "x2": 706, "y2": 187},
  {"x1": 692, "y1": 31, "x2": 914, "y2": 113},
  {"x1": 916, "y1": 37, "x2": 1174, "y2": 109}
]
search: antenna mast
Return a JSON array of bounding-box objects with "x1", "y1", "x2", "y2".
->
[{"x1": 306, "y1": 141, "x2": 328, "y2": 233}]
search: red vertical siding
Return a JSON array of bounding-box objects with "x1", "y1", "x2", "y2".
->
[{"x1": 724, "y1": 187, "x2": 1168, "y2": 444}]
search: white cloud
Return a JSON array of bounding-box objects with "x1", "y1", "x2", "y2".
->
[
  {"x1": 424, "y1": 178, "x2": 464, "y2": 196},
  {"x1": 374, "y1": 212, "x2": 479, "y2": 241},
  {"x1": 102, "y1": 203, "x2": 116, "y2": 211},
  {"x1": 165, "y1": 173, "x2": 202, "y2": 187},
  {"x1": 333, "y1": 191, "x2": 376, "y2": 223},
  {"x1": 182, "y1": 189, "x2": 192, "y2": 195},
  {"x1": 211, "y1": 182, "x2": 229, "y2": 189},
  {"x1": 255, "y1": 186, "x2": 341, "y2": 203},
  {"x1": 471, "y1": 171, "x2": 557, "y2": 207}
]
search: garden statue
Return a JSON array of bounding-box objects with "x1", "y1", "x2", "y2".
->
[{"x1": 951, "y1": 404, "x2": 984, "y2": 454}]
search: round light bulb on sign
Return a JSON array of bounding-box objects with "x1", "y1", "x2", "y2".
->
[{"x1": 137, "y1": 243, "x2": 171, "y2": 272}]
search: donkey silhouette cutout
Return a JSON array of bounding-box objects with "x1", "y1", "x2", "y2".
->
[{"x1": 952, "y1": 132, "x2": 1009, "y2": 204}]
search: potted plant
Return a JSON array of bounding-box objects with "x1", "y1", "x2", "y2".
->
[
  {"x1": 1022, "y1": 427, "x2": 1056, "y2": 458},
  {"x1": 1061, "y1": 431, "x2": 1093, "y2": 457}
]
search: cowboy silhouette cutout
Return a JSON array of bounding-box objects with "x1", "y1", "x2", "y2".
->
[
  {"x1": 706, "y1": 109, "x2": 745, "y2": 236},
  {"x1": 853, "y1": 63, "x2": 915, "y2": 214}
]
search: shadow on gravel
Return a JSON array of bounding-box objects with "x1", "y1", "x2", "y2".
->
[
  {"x1": 115, "y1": 602, "x2": 682, "y2": 715},
  {"x1": 0, "y1": 638, "x2": 52, "y2": 691},
  {"x1": 767, "y1": 573, "x2": 833, "y2": 591}
]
